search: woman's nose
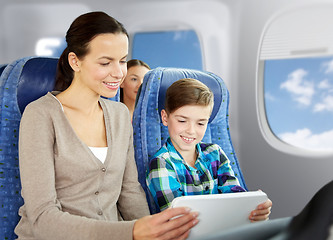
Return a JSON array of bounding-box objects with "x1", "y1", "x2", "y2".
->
[
  {"x1": 110, "y1": 63, "x2": 124, "y2": 79},
  {"x1": 135, "y1": 81, "x2": 143, "y2": 89}
]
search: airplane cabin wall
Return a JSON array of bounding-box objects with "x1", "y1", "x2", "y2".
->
[
  {"x1": 0, "y1": 0, "x2": 332, "y2": 221},
  {"x1": 233, "y1": 0, "x2": 333, "y2": 219},
  {"x1": 0, "y1": 2, "x2": 91, "y2": 63}
]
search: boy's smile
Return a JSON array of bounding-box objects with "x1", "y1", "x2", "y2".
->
[
  {"x1": 161, "y1": 104, "x2": 211, "y2": 162},
  {"x1": 181, "y1": 136, "x2": 196, "y2": 144}
]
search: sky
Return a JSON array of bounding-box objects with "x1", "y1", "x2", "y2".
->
[
  {"x1": 131, "y1": 30, "x2": 203, "y2": 70},
  {"x1": 264, "y1": 56, "x2": 333, "y2": 151}
]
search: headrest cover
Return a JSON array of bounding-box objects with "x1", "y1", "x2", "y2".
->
[
  {"x1": 157, "y1": 68, "x2": 222, "y2": 123},
  {"x1": 17, "y1": 58, "x2": 58, "y2": 113}
]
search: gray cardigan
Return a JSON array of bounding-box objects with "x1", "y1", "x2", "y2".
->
[{"x1": 15, "y1": 92, "x2": 150, "y2": 240}]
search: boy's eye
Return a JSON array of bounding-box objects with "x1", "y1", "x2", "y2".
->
[
  {"x1": 178, "y1": 120, "x2": 186, "y2": 123},
  {"x1": 131, "y1": 77, "x2": 138, "y2": 81}
]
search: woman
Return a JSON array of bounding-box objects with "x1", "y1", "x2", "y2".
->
[
  {"x1": 15, "y1": 11, "x2": 198, "y2": 240},
  {"x1": 120, "y1": 59, "x2": 150, "y2": 119}
]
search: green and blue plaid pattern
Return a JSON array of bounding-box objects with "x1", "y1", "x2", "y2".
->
[{"x1": 146, "y1": 138, "x2": 245, "y2": 211}]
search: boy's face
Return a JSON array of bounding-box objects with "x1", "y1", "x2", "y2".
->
[{"x1": 161, "y1": 104, "x2": 211, "y2": 157}]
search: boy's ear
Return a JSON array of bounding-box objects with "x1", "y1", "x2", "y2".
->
[
  {"x1": 68, "y1": 52, "x2": 80, "y2": 72},
  {"x1": 161, "y1": 109, "x2": 168, "y2": 126}
]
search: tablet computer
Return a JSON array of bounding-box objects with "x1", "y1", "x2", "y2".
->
[{"x1": 171, "y1": 191, "x2": 268, "y2": 240}]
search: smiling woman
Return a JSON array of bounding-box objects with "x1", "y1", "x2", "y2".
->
[{"x1": 15, "y1": 11, "x2": 198, "y2": 240}]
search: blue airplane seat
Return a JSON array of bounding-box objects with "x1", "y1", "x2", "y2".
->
[
  {"x1": 0, "y1": 56, "x2": 58, "y2": 240},
  {"x1": 132, "y1": 67, "x2": 248, "y2": 214}
]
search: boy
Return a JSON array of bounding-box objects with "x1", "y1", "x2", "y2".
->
[{"x1": 146, "y1": 78, "x2": 272, "y2": 221}]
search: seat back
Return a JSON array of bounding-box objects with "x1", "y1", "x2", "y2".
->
[
  {"x1": 0, "y1": 56, "x2": 119, "y2": 240},
  {"x1": 0, "y1": 57, "x2": 59, "y2": 239},
  {"x1": 132, "y1": 67, "x2": 247, "y2": 213}
]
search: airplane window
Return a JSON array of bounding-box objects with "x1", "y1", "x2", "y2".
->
[
  {"x1": 264, "y1": 56, "x2": 333, "y2": 151},
  {"x1": 258, "y1": 4, "x2": 333, "y2": 154},
  {"x1": 131, "y1": 30, "x2": 203, "y2": 70},
  {"x1": 35, "y1": 38, "x2": 66, "y2": 57}
]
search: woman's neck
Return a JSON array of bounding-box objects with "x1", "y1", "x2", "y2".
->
[
  {"x1": 122, "y1": 96, "x2": 135, "y2": 118},
  {"x1": 55, "y1": 81, "x2": 107, "y2": 147},
  {"x1": 57, "y1": 81, "x2": 101, "y2": 114}
]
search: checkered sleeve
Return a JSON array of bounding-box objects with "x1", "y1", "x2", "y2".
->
[
  {"x1": 216, "y1": 145, "x2": 246, "y2": 193},
  {"x1": 146, "y1": 156, "x2": 182, "y2": 211}
]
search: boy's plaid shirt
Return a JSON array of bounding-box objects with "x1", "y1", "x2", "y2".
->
[{"x1": 146, "y1": 138, "x2": 245, "y2": 211}]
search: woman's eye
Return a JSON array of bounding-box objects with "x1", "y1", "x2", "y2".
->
[{"x1": 100, "y1": 62, "x2": 109, "y2": 66}]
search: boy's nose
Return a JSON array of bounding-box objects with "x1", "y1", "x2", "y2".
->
[{"x1": 186, "y1": 123, "x2": 195, "y2": 134}]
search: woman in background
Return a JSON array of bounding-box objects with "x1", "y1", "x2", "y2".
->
[{"x1": 120, "y1": 59, "x2": 150, "y2": 119}]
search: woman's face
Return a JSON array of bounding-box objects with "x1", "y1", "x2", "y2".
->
[
  {"x1": 74, "y1": 33, "x2": 128, "y2": 98},
  {"x1": 121, "y1": 65, "x2": 150, "y2": 103}
]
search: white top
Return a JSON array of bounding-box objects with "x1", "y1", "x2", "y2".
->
[{"x1": 89, "y1": 147, "x2": 108, "y2": 163}]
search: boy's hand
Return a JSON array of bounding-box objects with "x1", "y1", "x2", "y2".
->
[{"x1": 249, "y1": 198, "x2": 272, "y2": 222}]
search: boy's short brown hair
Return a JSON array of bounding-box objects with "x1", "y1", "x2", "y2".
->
[{"x1": 164, "y1": 78, "x2": 214, "y2": 114}]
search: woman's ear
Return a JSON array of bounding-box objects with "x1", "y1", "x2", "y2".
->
[
  {"x1": 68, "y1": 52, "x2": 80, "y2": 72},
  {"x1": 161, "y1": 109, "x2": 168, "y2": 126}
]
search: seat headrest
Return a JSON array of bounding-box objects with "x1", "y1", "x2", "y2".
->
[
  {"x1": 17, "y1": 58, "x2": 58, "y2": 113},
  {"x1": 157, "y1": 68, "x2": 223, "y2": 123}
]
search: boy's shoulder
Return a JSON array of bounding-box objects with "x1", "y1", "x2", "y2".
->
[
  {"x1": 148, "y1": 145, "x2": 175, "y2": 172},
  {"x1": 149, "y1": 143, "x2": 170, "y2": 164},
  {"x1": 198, "y1": 142, "x2": 229, "y2": 163},
  {"x1": 198, "y1": 142, "x2": 222, "y2": 154},
  {"x1": 149, "y1": 140, "x2": 183, "y2": 167}
]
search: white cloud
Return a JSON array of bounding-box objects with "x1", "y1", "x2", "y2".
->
[
  {"x1": 314, "y1": 95, "x2": 333, "y2": 112},
  {"x1": 279, "y1": 128, "x2": 333, "y2": 151},
  {"x1": 265, "y1": 92, "x2": 276, "y2": 101},
  {"x1": 318, "y1": 79, "x2": 331, "y2": 89},
  {"x1": 323, "y1": 59, "x2": 333, "y2": 74},
  {"x1": 280, "y1": 69, "x2": 315, "y2": 106},
  {"x1": 173, "y1": 32, "x2": 183, "y2": 41}
]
